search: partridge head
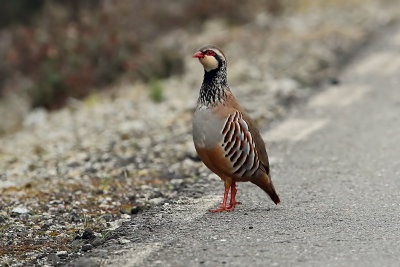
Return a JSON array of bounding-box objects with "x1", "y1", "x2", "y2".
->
[{"x1": 192, "y1": 45, "x2": 280, "y2": 212}]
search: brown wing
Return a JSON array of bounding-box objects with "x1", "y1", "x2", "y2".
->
[
  {"x1": 241, "y1": 112, "x2": 270, "y2": 175},
  {"x1": 220, "y1": 111, "x2": 270, "y2": 178},
  {"x1": 223, "y1": 91, "x2": 270, "y2": 175}
]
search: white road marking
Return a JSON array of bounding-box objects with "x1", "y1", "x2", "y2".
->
[
  {"x1": 308, "y1": 84, "x2": 371, "y2": 108},
  {"x1": 353, "y1": 52, "x2": 394, "y2": 75},
  {"x1": 168, "y1": 195, "x2": 221, "y2": 224},
  {"x1": 102, "y1": 243, "x2": 163, "y2": 267},
  {"x1": 391, "y1": 30, "x2": 400, "y2": 46},
  {"x1": 381, "y1": 58, "x2": 400, "y2": 75},
  {"x1": 101, "y1": 195, "x2": 221, "y2": 267},
  {"x1": 263, "y1": 119, "x2": 328, "y2": 142}
]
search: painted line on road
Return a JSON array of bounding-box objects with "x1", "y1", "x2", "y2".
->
[
  {"x1": 308, "y1": 84, "x2": 371, "y2": 108},
  {"x1": 263, "y1": 118, "x2": 328, "y2": 142},
  {"x1": 102, "y1": 242, "x2": 163, "y2": 267},
  {"x1": 391, "y1": 29, "x2": 400, "y2": 46},
  {"x1": 381, "y1": 58, "x2": 400, "y2": 75},
  {"x1": 168, "y1": 194, "x2": 221, "y2": 224},
  {"x1": 353, "y1": 52, "x2": 395, "y2": 75},
  {"x1": 101, "y1": 194, "x2": 221, "y2": 267},
  {"x1": 264, "y1": 82, "x2": 371, "y2": 144}
]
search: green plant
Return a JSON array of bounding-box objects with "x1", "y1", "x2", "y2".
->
[{"x1": 148, "y1": 80, "x2": 164, "y2": 103}]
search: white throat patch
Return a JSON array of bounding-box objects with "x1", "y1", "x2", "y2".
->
[{"x1": 199, "y1": 55, "x2": 219, "y2": 72}]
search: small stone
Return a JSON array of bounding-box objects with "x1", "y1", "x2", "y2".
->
[
  {"x1": 81, "y1": 228, "x2": 96, "y2": 240},
  {"x1": 170, "y1": 179, "x2": 184, "y2": 186},
  {"x1": 128, "y1": 194, "x2": 136, "y2": 202},
  {"x1": 149, "y1": 197, "x2": 165, "y2": 205},
  {"x1": 91, "y1": 237, "x2": 103, "y2": 247},
  {"x1": 119, "y1": 238, "x2": 131, "y2": 245},
  {"x1": 95, "y1": 189, "x2": 104, "y2": 195},
  {"x1": 11, "y1": 206, "x2": 30, "y2": 216},
  {"x1": 81, "y1": 243, "x2": 93, "y2": 251},
  {"x1": 130, "y1": 206, "x2": 141, "y2": 215},
  {"x1": 121, "y1": 214, "x2": 131, "y2": 219},
  {"x1": 40, "y1": 223, "x2": 50, "y2": 230},
  {"x1": 56, "y1": 250, "x2": 68, "y2": 258}
]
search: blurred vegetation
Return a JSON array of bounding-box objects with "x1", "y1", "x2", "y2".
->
[
  {"x1": 148, "y1": 80, "x2": 165, "y2": 103},
  {"x1": 0, "y1": 0, "x2": 45, "y2": 28},
  {"x1": 0, "y1": 0, "x2": 284, "y2": 109}
]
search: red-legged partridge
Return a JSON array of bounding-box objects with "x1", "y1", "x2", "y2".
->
[{"x1": 192, "y1": 45, "x2": 280, "y2": 212}]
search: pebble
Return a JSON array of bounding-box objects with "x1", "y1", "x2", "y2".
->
[
  {"x1": 81, "y1": 244, "x2": 93, "y2": 251},
  {"x1": 56, "y1": 251, "x2": 68, "y2": 257},
  {"x1": 11, "y1": 206, "x2": 30, "y2": 215},
  {"x1": 119, "y1": 238, "x2": 131, "y2": 245},
  {"x1": 81, "y1": 228, "x2": 96, "y2": 240},
  {"x1": 91, "y1": 237, "x2": 103, "y2": 247},
  {"x1": 149, "y1": 197, "x2": 165, "y2": 205},
  {"x1": 121, "y1": 214, "x2": 131, "y2": 219},
  {"x1": 130, "y1": 207, "x2": 141, "y2": 215}
]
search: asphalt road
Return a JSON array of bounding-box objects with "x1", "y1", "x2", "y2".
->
[{"x1": 69, "y1": 23, "x2": 400, "y2": 267}]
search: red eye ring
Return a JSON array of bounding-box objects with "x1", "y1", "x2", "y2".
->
[{"x1": 205, "y1": 50, "x2": 216, "y2": 56}]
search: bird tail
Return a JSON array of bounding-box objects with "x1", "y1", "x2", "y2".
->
[{"x1": 251, "y1": 173, "x2": 280, "y2": 204}]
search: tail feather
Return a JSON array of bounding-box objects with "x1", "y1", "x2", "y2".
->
[{"x1": 251, "y1": 173, "x2": 280, "y2": 204}]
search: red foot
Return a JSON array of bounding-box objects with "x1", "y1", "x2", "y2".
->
[
  {"x1": 208, "y1": 205, "x2": 235, "y2": 212},
  {"x1": 226, "y1": 201, "x2": 242, "y2": 210},
  {"x1": 209, "y1": 182, "x2": 242, "y2": 212}
]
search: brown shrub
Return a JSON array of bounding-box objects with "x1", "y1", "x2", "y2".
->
[{"x1": 0, "y1": 0, "x2": 283, "y2": 109}]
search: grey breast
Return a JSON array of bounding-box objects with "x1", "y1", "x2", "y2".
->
[{"x1": 193, "y1": 106, "x2": 226, "y2": 149}]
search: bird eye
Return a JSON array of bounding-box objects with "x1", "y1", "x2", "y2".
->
[{"x1": 205, "y1": 50, "x2": 216, "y2": 56}]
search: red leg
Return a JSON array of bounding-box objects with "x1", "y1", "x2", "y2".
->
[
  {"x1": 209, "y1": 183, "x2": 232, "y2": 212},
  {"x1": 228, "y1": 182, "x2": 241, "y2": 209}
]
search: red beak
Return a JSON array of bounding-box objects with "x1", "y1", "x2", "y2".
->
[{"x1": 192, "y1": 51, "x2": 204, "y2": 58}]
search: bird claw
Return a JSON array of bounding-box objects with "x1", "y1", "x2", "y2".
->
[
  {"x1": 209, "y1": 201, "x2": 242, "y2": 212},
  {"x1": 226, "y1": 201, "x2": 241, "y2": 209},
  {"x1": 208, "y1": 205, "x2": 235, "y2": 212}
]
